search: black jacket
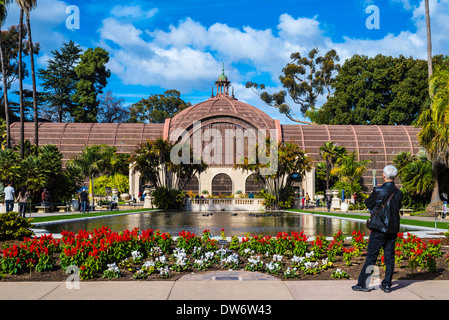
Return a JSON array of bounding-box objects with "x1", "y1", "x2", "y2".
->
[{"x1": 365, "y1": 181, "x2": 403, "y2": 234}]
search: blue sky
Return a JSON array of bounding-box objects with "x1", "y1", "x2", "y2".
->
[{"x1": 4, "y1": 0, "x2": 449, "y2": 124}]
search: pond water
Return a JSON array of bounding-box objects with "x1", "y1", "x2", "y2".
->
[{"x1": 41, "y1": 211, "x2": 417, "y2": 238}]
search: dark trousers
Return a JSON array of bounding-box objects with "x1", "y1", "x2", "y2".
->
[
  {"x1": 19, "y1": 203, "x2": 27, "y2": 217},
  {"x1": 357, "y1": 229, "x2": 397, "y2": 287},
  {"x1": 5, "y1": 200, "x2": 14, "y2": 213}
]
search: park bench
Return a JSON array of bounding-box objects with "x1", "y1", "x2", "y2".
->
[
  {"x1": 36, "y1": 206, "x2": 52, "y2": 213},
  {"x1": 400, "y1": 208, "x2": 413, "y2": 216},
  {"x1": 56, "y1": 205, "x2": 69, "y2": 213}
]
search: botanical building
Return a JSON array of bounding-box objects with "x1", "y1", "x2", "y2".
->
[{"x1": 10, "y1": 71, "x2": 421, "y2": 200}]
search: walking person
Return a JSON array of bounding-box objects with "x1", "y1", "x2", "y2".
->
[
  {"x1": 352, "y1": 165, "x2": 403, "y2": 293},
  {"x1": 4, "y1": 182, "x2": 15, "y2": 213},
  {"x1": 305, "y1": 193, "x2": 310, "y2": 208},
  {"x1": 16, "y1": 187, "x2": 29, "y2": 218}
]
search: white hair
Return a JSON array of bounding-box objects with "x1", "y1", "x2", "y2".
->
[{"x1": 383, "y1": 165, "x2": 398, "y2": 180}]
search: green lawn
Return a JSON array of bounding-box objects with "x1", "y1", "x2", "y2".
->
[
  {"x1": 287, "y1": 209, "x2": 449, "y2": 230},
  {"x1": 31, "y1": 208, "x2": 157, "y2": 224}
]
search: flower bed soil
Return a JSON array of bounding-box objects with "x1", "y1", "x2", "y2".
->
[{"x1": 1, "y1": 233, "x2": 448, "y2": 282}]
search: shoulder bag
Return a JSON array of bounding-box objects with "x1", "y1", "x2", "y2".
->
[{"x1": 366, "y1": 191, "x2": 396, "y2": 229}]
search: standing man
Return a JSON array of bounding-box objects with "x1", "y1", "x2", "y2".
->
[
  {"x1": 79, "y1": 188, "x2": 88, "y2": 213},
  {"x1": 352, "y1": 165, "x2": 403, "y2": 293},
  {"x1": 4, "y1": 182, "x2": 15, "y2": 213}
]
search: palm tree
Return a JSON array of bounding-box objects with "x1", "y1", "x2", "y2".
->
[
  {"x1": 417, "y1": 61, "x2": 449, "y2": 207},
  {"x1": 16, "y1": 0, "x2": 38, "y2": 148},
  {"x1": 425, "y1": 0, "x2": 433, "y2": 78},
  {"x1": 319, "y1": 141, "x2": 347, "y2": 192},
  {"x1": 16, "y1": 3, "x2": 24, "y2": 158},
  {"x1": 0, "y1": 0, "x2": 11, "y2": 149},
  {"x1": 24, "y1": 0, "x2": 37, "y2": 146},
  {"x1": 330, "y1": 152, "x2": 371, "y2": 196},
  {"x1": 68, "y1": 144, "x2": 113, "y2": 209},
  {"x1": 0, "y1": 148, "x2": 20, "y2": 185}
]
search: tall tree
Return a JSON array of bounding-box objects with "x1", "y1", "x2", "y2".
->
[
  {"x1": 71, "y1": 47, "x2": 110, "y2": 123},
  {"x1": 19, "y1": 0, "x2": 38, "y2": 145},
  {"x1": 0, "y1": 0, "x2": 11, "y2": 148},
  {"x1": 97, "y1": 90, "x2": 129, "y2": 123},
  {"x1": 330, "y1": 152, "x2": 371, "y2": 196},
  {"x1": 234, "y1": 140, "x2": 312, "y2": 209},
  {"x1": 310, "y1": 54, "x2": 442, "y2": 125},
  {"x1": 425, "y1": 0, "x2": 433, "y2": 78},
  {"x1": 38, "y1": 40, "x2": 82, "y2": 122},
  {"x1": 417, "y1": 60, "x2": 449, "y2": 207},
  {"x1": 128, "y1": 89, "x2": 190, "y2": 123},
  {"x1": 131, "y1": 138, "x2": 207, "y2": 191},
  {"x1": 319, "y1": 141, "x2": 347, "y2": 192},
  {"x1": 17, "y1": 5, "x2": 23, "y2": 158},
  {"x1": 246, "y1": 48, "x2": 340, "y2": 124}
]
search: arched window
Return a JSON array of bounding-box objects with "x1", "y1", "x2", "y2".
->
[
  {"x1": 211, "y1": 173, "x2": 232, "y2": 195},
  {"x1": 180, "y1": 175, "x2": 199, "y2": 194},
  {"x1": 245, "y1": 174, "x2": 264, "y2": 194}
]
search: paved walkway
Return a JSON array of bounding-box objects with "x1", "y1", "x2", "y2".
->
[
  {"x1": 0, "y1": 271, "x2": 448, "y2": 300},
  {"x1": 9, "y1": 209, "x2": 446, "y2": 303}
]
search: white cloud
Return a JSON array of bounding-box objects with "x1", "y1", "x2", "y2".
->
[
  {"x1": 97, "y1": 0, "x2": 449, "y2": 100},
  {"x1": 110, "y1": 5, "x2": 158, "y2": 20}
]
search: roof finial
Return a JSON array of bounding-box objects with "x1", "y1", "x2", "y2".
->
[{"x1": 222, "y1": 62, "x2": 225, "y2": 75}]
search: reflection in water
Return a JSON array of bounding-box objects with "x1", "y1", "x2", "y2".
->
[{"x1": 42, "y1": 211, "x2": 416, "y2": 237}]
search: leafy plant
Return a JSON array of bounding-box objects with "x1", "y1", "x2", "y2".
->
[{"x1": 0, "y1": 212, "x2": 34, "y2": 240}]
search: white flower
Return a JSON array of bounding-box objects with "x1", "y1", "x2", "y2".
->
[
  {"x1": 131, "y1": 250, "x2": 142, "y2": 260},
  {"x1": 243, "y1": 248, "x2": 254, "y2": 255},
  {"x1": 142, "y1": 260, "x2": 155, "y2": 268},
  {"x1": 204, "y1": 251, "x2": 215, "y2": 260},
  {"x1": 273, "y1": 254, "x2": 283, "y2": 262},
  {"x1": 158, "y1": 266, "x2": 170, "y2": 275},
  {"x1": 194, "y1": 259, "x2": 204, "y2": 266},
  {"x1": 304, "y1": 261, "x2": 318, "y2": 269},
  {"x1": 305, "y1": 251, "x2": 315, "y2": 258},
  {"x1": 291, "y1": 256, "x2": 305, "y2": 264},
  {"x1": 107, "y1": 262, "x2": 119, "y2": 273}
]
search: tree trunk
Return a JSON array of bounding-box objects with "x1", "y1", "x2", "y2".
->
[
  {"x1": 426, "y1": 161, "x2": 442, "y2": 212},
  {"x1": 425, "y1": 0, "x2": 433, "y2": 78},
  {"x1": 0, "y1": 26, "x2": 10, "y2": 149},
  {"x1": 18, "y1": 9, "x2": 24, "y2": 159},
  {"x1": 26, "y1": 14, "x2": 38, "y2": 147}
]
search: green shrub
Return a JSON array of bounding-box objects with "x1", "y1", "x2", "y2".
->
[
  {"x1": 152, "y1": 187, "x2": 184, "y2": 210},
  {"x1": 0, "y1": 212, "x2": 34, "y2": 240}
]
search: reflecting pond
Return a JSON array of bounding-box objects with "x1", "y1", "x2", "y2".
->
[{"x1": 41, "y1": 211, "x2": 418, "y2": 237}]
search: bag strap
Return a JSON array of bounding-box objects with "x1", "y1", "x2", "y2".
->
[{"x1": 371, "y1": 190, "x2": 396, "y2": 217}]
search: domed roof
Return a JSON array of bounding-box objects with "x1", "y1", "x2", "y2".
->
[
  {"x1": 168, "y1": 94, "x2": 276, "y2": 134},
  {"x1": 166, "y1": 70, "x2": 277, "y2": 136},
  {"x1": 217, "y1": 72, "x2": 228, "y2": 82}
]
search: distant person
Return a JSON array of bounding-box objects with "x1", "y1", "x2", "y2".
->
[
  {"x1": 301, "y1": 197, "x2": 305, "y2": 209},
  {"x1": 4, "y1": 182, "x2": 15, "y2": 213},
  {"x1": 305, "y1": 193, "x2": 310, "y2": 208},
  {"x1": 79, "y1": 189, "x2": 88, "y2": 213},
  {"x1": 326, "y1": 194, "x2": 332, "y2": 212},
  {"x1": 16, "y1": 187, "x2": 29, "y2": 217},
  {"x1": 352, "y1": 165, "x2": 403, "y2": 294},
  {"x1": 41, "y1": 188, "x2": 48, "y2": 207}
]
